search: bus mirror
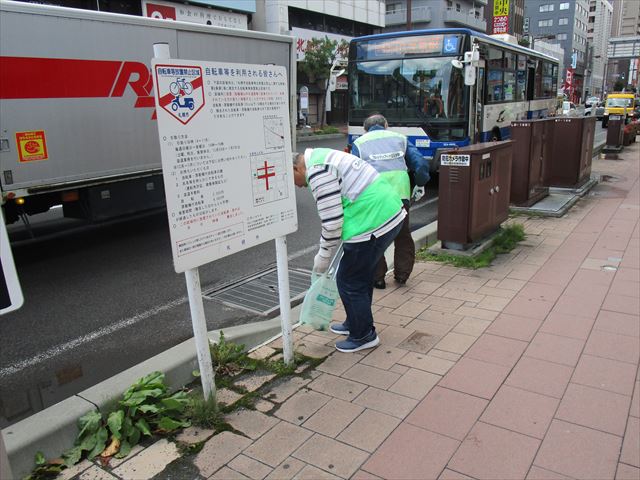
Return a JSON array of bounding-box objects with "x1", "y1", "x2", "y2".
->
[
  {"x1": 451, "y1": 59, "x2": 464, "y2": 69},
  {"x1": 464, "y1": 64, "x2": 476, "y2": 86}
]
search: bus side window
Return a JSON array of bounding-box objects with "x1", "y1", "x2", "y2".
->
[{"x1": 526, "y1": 66, "x2": 535, "y2": 101}]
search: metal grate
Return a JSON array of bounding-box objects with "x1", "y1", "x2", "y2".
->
[{"x1": 203, "y1": 267, "x2": 312, "y2": 316}]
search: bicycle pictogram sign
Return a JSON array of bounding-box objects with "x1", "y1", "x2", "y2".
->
[{"x1": 154, "y1": 66, "x2": 204, "y2": 124}]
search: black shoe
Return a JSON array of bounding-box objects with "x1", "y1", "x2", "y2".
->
[
  {"x1": 395, "y1": 277, "x2": 407, "y2": 285},
  {"x1": 373, "y1": 279, "x2": 386, "y2": 289}
]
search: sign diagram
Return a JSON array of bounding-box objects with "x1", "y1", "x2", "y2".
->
[
  {"x1": 263, "y1": 116, "x2": 285, "y2": 150},
  {"x1": 251, "y1": 152, "x2": 289, "y2": 206},
  {"x1": 154, "y1": 65, "x2": 205, "y2": 124}
]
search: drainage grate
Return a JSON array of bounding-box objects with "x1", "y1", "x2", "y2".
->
[{"x1": 204, "y1": 268, "x2": 312, "y2": 316}]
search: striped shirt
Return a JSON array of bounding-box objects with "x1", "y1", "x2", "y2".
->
[{"x1": 305, "y1": 149, "x2": 406, "y2": 263}]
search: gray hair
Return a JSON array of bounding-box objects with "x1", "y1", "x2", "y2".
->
[
  {"x1": 363, "y1": 114, "x2": 387, "y2": 132},
  {"x1": 292, "y1": 151, "x2": 304, "y2": 166}
]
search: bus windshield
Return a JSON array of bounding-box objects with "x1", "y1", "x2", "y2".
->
[{"x1": 349, "y1": 56, "x2": 467, "y2": 140}]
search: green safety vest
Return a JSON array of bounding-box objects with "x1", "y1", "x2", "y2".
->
[
  {"x1": 306, "y1": 148, "x2": 403, "y2": 241},
  {"x1": 353, "y1": 129, "x2": 411, "y2": 200}
]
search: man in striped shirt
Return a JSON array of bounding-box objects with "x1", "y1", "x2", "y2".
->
[{"x1": 292, "y1": 148, "x2": 406, "y2": 353}]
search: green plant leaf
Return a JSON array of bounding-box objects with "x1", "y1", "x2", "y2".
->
[
  {"x1": 156, "y1": 416, "x2": 183, "y2": 432},
  {"x1": 77, "y1": 411, "x2": 102, "y2": 439},
  {"x1": 114, "y1": 440, "x2": 132, "y2": 459},
  {"x1": 63, "y1": 446, "x2": 83, "y2": 467},
  {"x1": 87, "y1": 427, "x2": 108, "y2": 460},
  {"x1": 192, "y1": 370, "x2": 201, "y2": 377},
  {"x1": 107, "y1": 410, "x2": 125, "y2": 440},
  {"x1": 34, "y1": 451, "x2": 46, "y2": 466},
  {"x1": 128, "y1": 426, "x2": 141, "y2": 446},
  {"x1": 161, "y1": 397, "x2": 187, "y2": 412},
  {"x1": 121, "y1": 388, "x2": 165, "y2": 406},
  {"x1": 135, "y1": 418, "x2": 152, "y2": 436},
  {"x1": 78, "y1": 431, "x2": 98, "y2": 452},
  {"x1": 138, "y1": 404, "x2": 160, "y2": 414}
]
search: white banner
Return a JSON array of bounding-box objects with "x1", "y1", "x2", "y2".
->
[
  {"x1": 291, "y1": 27, "x2": 351, "y2": 62},
  {"x1": 152, "y1": 59, "x2": 297, "y2": 272},
  {"x1": 142, "y1": 0, "x2": 248, "y2": 29}
]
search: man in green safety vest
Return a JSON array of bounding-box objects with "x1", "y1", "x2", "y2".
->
[
  {"x1": 292, "y1": 149, "x2": 405, "y2": 353},
  {"x1": 351, "y1": 114, "x2": 430, "y2": 289}
]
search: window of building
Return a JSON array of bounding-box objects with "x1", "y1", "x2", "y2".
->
[
  {"x1": 538, "y1": 19, "x2": 553, "y2": 27},
  {"x1": 456, "y1": 3, "x2": 461, "y2": 12},
  {"x1": 559, "y1": 17, "x2": 569, "y2": 25},
  {"x1": 386, "y1": 3, "x2": 399, "y2": 14},
  {"x1": 557, "y1": 33, "x2": 567, "y2": 40},
  {"x1": 539, "y1": 4, "x2": 554, "y2": 12},
  {"x1": 560, "y1": 2, "x2": 569, "y2": 10}
]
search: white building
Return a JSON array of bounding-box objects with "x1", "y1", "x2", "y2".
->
[
  {"x1": 253, "y1": 0, "x2": 386, "y2": 125},
  {"x1": 586, "y1": 0, "x2": 613, "y2": 97}
]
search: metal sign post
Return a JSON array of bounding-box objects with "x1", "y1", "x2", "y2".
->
[{"x1": 151, "y1": 44, "x2": 298, "y2": 374}]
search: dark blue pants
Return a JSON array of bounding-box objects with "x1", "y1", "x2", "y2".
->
[{"x1": 337, "y1": 221, "x2": 403, "y2": 341}]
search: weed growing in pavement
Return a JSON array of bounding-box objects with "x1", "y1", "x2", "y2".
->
[
  {"x1": 184, "y1": 394, "x2": 219, "y2": 430},
  {"x1": 416, "y1": 224, "x2": 525, "y2": 269},
  {"x1": 509, "y1": 209, "x2": 548, "y2": 218}
]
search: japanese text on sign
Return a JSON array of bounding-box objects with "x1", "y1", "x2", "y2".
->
[
  {"x1": 493, "y1": 0, "x2": 510, "y2": 16},
  {"x1": 440, "y1": 154, "x2": 471, "y2": 167}
]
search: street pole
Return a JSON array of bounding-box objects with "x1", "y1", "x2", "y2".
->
[
  {"x1": 406, "y1": 0, "x2": 412, "y2": 30},
  {"x1": 275, "y1": 237, "x2": 294, "y2": 365}
]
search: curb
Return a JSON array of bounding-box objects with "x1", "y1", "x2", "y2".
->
[{"x1": 2, "y1": 221, "x2": 437, "y2": 478}]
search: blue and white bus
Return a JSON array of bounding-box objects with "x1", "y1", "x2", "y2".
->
[{"x1": 347, "y1": 28, "x2": 560, "y2": 169}]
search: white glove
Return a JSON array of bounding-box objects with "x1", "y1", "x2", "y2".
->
[
  {"x1": 313, "y1": 252, "x2": 331, "y2": 274},
  {"x1": 411, "y1": 186, "x2": 425, "y2": 202}
]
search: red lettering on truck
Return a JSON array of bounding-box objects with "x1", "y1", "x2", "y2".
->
[{"x1": 0, "y1": 56, "x2": 156, "y2": 118}]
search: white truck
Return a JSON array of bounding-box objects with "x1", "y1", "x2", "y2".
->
[{"x1": 0, "y1": 0, "x2": 295, "y2": 226}]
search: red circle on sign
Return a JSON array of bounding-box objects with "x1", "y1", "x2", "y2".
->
[{"x1": 24, "y1": 140, "x2": 40, "y2": 154}]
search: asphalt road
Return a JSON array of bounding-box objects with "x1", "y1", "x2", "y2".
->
[{"x1": 0, "y1": 135, "x2": 439, "y2": 426}]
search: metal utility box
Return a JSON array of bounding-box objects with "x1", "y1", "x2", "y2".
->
[
  {"x1": 547, "y1": 116, "x2": 596, "y2": 188},
  {"x1": 605, "y1": 115, "x2": 625, "y2": 151},
  {"x1": 509, "y1": 118, "x2": 552, "y2": 206},
  {"x1": 438, "y1": 141, "x2": 513, "y2": 249}
]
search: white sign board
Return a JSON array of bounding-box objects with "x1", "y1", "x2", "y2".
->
[
  {"x1": 0, "y1": 210, "x2": 23, "y2": 315},
  {"x1": 142, "y1": 0, "x2": 248, "y2": 29},
  {"x1": 300, "y1": 86, "x2": 309, "y2": 110},
  {"x1": 152, "y1": 59, "x2": 298, "y2": 273},
  {"x1": 440, "y1": 154, "x2": 471, "y2": 167}
]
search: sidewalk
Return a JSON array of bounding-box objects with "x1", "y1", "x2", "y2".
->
[{"x1": 57, "y1": 141, "x2": 638, "y2": 480}]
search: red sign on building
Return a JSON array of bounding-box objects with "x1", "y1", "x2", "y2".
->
[{"x1": 492, "y1": 15, "x2": 509, "y2": 34}]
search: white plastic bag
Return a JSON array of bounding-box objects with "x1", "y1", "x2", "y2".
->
[{"x1": 300, "y1": 246, "x2": 343, "y2": 331}]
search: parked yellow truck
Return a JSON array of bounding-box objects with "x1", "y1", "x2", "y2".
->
[{"x1": 602, "y1": 92, "x2": 636, "y2": 127}]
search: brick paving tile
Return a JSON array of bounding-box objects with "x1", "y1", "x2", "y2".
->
[
  {"x1": 398, "y1": 351, "x2": 456, "y2": 375},
  {"x1": 352, "y1": 469, "x2": 383, "y2": 479},
  {"x1": 438, "y1": 468, "x2": 475, "y2": 479},
  {"x1": 434, "y1": 332, "x2": 478, "y2": 355},
  {"x1": 556, "y1": 383, "x2": 631, "y2": 436},
  {"x1": 274, "y1": 389, "x2": 331, "y2": 425},
  {"x1": 464, "y1": 333, "x2": 528, "y2": 368},
  {"x1": 255, "y1": 399, "x2": 274, "y2": 413},
  {"x1": 57, "y1": 460, "x2": 93, "y2": 480},
  {"x1": 264, "y1": 377, "x2": 311, "y2": 403},
  {"x1": 553, "y1": 294, "x2": 605, "y2": 319},
  {"x1": 406, "y1": 386, "x2": 488, "y2": 441},
  {"x1": 362, "y1": 423, "x2": 460, "y2": 480},
  {"x1": 526, "y1": 466, "x2": 572, "y2": 479},
  {"x1": 316, "y1": 352, "x2": 362, "y2": 376},
  {"x1": 244, "y1": 422, "x2": 313, "y2": 468},
  {"x1": 264, "y1": 457, "x2": 305, "y2": 480},
  {"x1": 448, "y1": 421, "x2": 540, "y2": 480},
  {"x1": 425, "y1": 295, "x2": 467, "y2": 309},
  {"x1": 342, "y1": 363, "x2": 401, "y2": 389},
  {"x1": 293, "y1": 464, "x2": 341, "y2": 479},
  {"x1": 112, "y1": 438, "x2": 181, "y2": 479},
  {"x1": 594, "y1": 310, "x2": 640, "y2": 338},
  {"x1": 376, "y1": 292, "x2": 409, "y2": 309},
  {"x1": 210, "y1": 466, "x2": 251, "y2": 479},
  {"x1": 404, "y1": 318, "x2": 452, "y2": 337},
  {"x1": 538, "y1": 311, "x2": 596, "y2": 341},
  {"x1": 534, "y1": 419, "x2": 622, "y2": 480},
  {"x1": 307, "y1": 373, "x2": 366, "y2": 401},
  {"x1": 217, "y1": 388, "x2": 244, "y2": 406},
  {"x1": 302, "y1": 398, "x2": 364, "y2": 437},
  {"x1": 429, "y1": 349, "x2": 462, "y2": 362},
  {"x1": 175, "y1": 426, "x2": 215, "y2": 444},
  {"x1": 480, "y1": 385, "x2": 559, "y2": 439},
  {"x1": 295, "y1": 342, "x2": 334, "y2": 359},
  {"x1": 337, "y1": 409, "x2": 400, "y2": 453},
  {"x1": 388, "y1": 368, "x2": 440, "y2": 399},
  {"x1": 228, "y1": 455, "x2": 273, "y2": 480},
  {"x1": 503, "y1": 296, "x2": 555, "y2": 320},
  {"x1": 104, "y1": 445, "x2": 145, "y2": 469},
  {"x1": 235, "y1": 371, "x2": 277, "y2": 393},
  {"x1": 78, "y1": 466, "x2": 118, "y2": 480},
  {"x1": 486, "y1": 312, "x2": 542, "y2": 342},
  {"x1": 632, "y1": 381, "x2": 640, "y2": 418},
  {"x1": 391, "y1": 299, "x2": 430, "y2": 317},
  {"x1": 518, "y1": 282, "x2": 565, "y2": 303},
  {"x1": 572, "y1": 354, "x2": 638, "y2": 396},
  {"x1": 408, "y1": 281, "x2": 443, "y2": 295},
  {"x1": 524, "y1": 332, "x2": 585, "y2": 367},
  {"x1": 377, "y1": 325, "x2": 414, "y2": 347},
  {"x1": 453, "y1": 306, "x2": 499, "y2": 321},
  {"x1": 389, "y1": 363, "x2": 409, "y2": 374},
  {"x1": 417, "y1": 309, "x2": 465, "y2": 326},
  {"x1": 620, "y1": 416, "x2": 640, "y2": 468},
  {"x1": 292, "y1": 433, "x2": 368, "y2": 479},
  {"x1": 225, "y1": 409, "x2": 279, "y2": 440},
  {"x1": 584, "y1": 330, "x2": 640, "y2": 364},
  {"x1": 353, "y1": 386, "x2": 418, "y2": 419},
  {"x1": 359, "y1": 346, "x2": 408, "y2": 370},
  {"x1": 453, "y1": 317, "x2": 491, "y2": 337},
  {"x1": 476, "y1": 295, "x2": 512, "y2": 312},
  {"x1": 603, "y1": 293, "x2": 640, "y2": 316},
  {"x1": 616, "y1": 464, "x2": 640, "y2": 480},
  {"x1": 611, "y1": 276, "x2": 640, "y2": 297},
  {"x1": 616, "y1": 267, "x2": 640, "y2": 283},
  {"x1": 438, "y1": 357, "x2": 511, "y2": 399},
  {"x1": 476, "y1": 285, "x2": 517, "y2": 298},
  {"x1": 193, "y1": 432, "x2": 252, "y2": 477},
  {"x1": 496, "y1": 278, "x2": 527, "y2": 291}
]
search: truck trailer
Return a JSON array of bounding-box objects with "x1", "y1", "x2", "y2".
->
[{"x1": 0, "y1": 0, "x2": 295, "y2": 226}]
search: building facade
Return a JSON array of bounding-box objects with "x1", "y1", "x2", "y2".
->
[
  {"x1": 585, "y1": 0, "x2": 613, "y2": 98},
  {"x1": 384, "y1": 0, "x2": 487, "y2": 33},
  {"x1": 606, "y1": 1, "x2": 640, "y2": 92},
  {"x1": 619, "y1": 0, "x2": 640, "y2": 36},
  {"x1": 254, "y1": 0, "x2": 385, "y2": 125},
  {"x1": 525, "y1": 0, "x2": 590, "y2": 102}
]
